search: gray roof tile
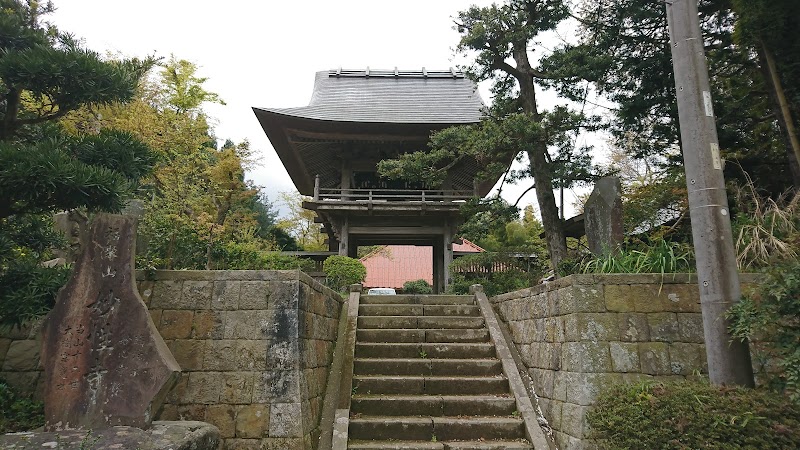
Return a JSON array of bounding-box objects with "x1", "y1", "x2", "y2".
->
[{"x1": 258, "y1": 69, "x2": 484, "y2": 124}]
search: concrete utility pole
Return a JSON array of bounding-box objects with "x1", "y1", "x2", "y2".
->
[{"x1": 665, "y1": 0, "x2": 754, "y2": 386}]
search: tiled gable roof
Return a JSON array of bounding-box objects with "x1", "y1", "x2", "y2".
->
[{"x1": 257, "y1": 69, "x2": 484, "y2": 124}]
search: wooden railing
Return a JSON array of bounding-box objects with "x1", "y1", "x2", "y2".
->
[
  {"x1": 312, "y1": 174, "x2": 473, "y2": 203},
  {"x1": 313, "y1": 188, "x2": 473, "y2": 203}
]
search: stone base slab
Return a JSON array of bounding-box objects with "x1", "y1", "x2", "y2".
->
[{"x1": 0, "y1": 421, "x2": 220, "y2": 450}]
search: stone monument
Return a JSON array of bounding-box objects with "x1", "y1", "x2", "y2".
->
[
  {"x1": 584, "y1": 176, "x2": 624, "y2": 255},
  {"x1": 41, "y1": 214, "x2": 180, "y2": 430}
]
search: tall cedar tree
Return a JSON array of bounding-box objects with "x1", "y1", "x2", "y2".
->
[
  {"x1": 0, "y1": 0, "x2": 155, "y2": 326},
  {"x1": 379, "y1": 0, "x2": 600, "y2": 270}
]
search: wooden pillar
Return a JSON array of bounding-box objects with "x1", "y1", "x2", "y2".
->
[
  {"x1": 443, "y1": 226, "x2": 453, "y2": 292},
  {"x1": 433, "y1": 240, "x2": 444, "y2": 294},
  {"x1": 338, "y1": 217, "x2": 349, "y2": 256}
]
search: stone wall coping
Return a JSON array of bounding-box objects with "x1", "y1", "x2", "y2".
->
[
  {"x1": 490, "y1": 272, "x2": 762, "y2": 303},
  {"x1": 135, "y1": 269, "x2": 344, "y2": 303}
]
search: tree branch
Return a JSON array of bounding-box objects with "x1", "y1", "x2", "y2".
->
[{"x1": 514, "y1": 183, "x2": 537, "y2": 207}]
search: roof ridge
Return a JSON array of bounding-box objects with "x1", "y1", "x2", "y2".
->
[
  {"x1": 329, "y1": 67, "x2": 464, "y2": 79},
  {"x1": 359, "y1": 245, "x2": 390, "y2": 262},
  {"x1": 459, "y1": 238, "x2": 485, "y2": 252}
]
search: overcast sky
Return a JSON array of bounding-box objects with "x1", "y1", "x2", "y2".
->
[{"x1": 51, "y1": 0, "x2": 600, "y2": 217}]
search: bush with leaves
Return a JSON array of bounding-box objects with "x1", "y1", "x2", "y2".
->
[
  {"x1": 580, "y1": 238, "x2": 695, "y2": 275},
  {"x1": 728, "y1": 259, "x2": 800, "y2": 402},
  {"x1": 0, "y1": 379, "x2": 44, "y2": 433},
  {"x1": 588, "y1": 379, "x2": 800, "y2": 449},
  {"x1": 403, "y1": 279, "x2": 433, "y2": 294},
  {"x1": 323, "y1": 255, "x2": 366, "y2": 292}
]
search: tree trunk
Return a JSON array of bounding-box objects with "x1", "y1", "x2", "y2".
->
[
  {"x1": 758, "y1": 42, "x2": 800, "y2": 188},
  {"x1": 513, "y1": 46, "x2": 568, "y2": 270}
]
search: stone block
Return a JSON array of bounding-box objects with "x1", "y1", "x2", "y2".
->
[
  {"x1": 225, "y1": 439, "x2": 262, "y2": 450},
  {"x1": 561, "y1": 341, "x2": 611, "y2": 373},
  {"x1": 177, "y1": 404, "x2": 208, "y2": 422},
  {"x1": 192, "y1": 310, "x2": 224, "y2": 339},
  {"x1": 530, "y1": 295, "x2": 549, "y2": 318},
  {"x1": 159, "y1": 310, "x2": 194, "y2": 339},
  {"x1": 222, "y1": 372, "x2": 255, "y2": 404},
  {"x1": 236, "y1": 340, "x2": 268, "y2": 371},
  {"x1": 565, "y1": 372, "x2": 622, "y2": 406},
  {"x1": 169, "y1": 339, "x2": 205, "y2": 371},
  {"x1": 0, "y1": 370, "x2": 39, "y2": 396},
  {"x1": 576, "y1": 313, "x2": 619, "y2": 341},
  {"x1": 563, "y1": 314, "x2": 579, "y2": 342},
  {"x1": 572, "y1": 285, "x2": 606, "y2": 313},
  {"x1": 159, "y1": 403, "x2": 179, "y2": 421},
  {"x1": 669, "y1": 343, "x2": 706, "y2": 375},
  {"x1": 530, "y1": 368, "x2": 555, "y2": 399},
  {"x1": 150, "y1": 309, "x2": 163, "y2": 328},
  {"x1": 662, "y1": 284, "x2": 701, "y2": 313},
  {"x1": 604, "y1": 284, "x2": 635, "y2": 312},
  {"x1": 254, "y1": 370, "x2": 300, "y2": 403},
  {"x1": 212, "y1": 280, "x2": 241, "y2": 310},
  {"x1": 225, "y1": 310, "x2": 272, "y2": 340},
  {"x1": 260, "y1": 437, "x2": 305, "y2": 450},
  {"x1": 268, "y1": 402, "x2": 303, "y2": 437},
  {"x1": 204, "y1": 340, "x2": 238, "y2": 371},
  {"x1": 545, "y1": 317, "x2": 561, "y2": 342},
  {"x1": 150, "y1": 279, "x2": 183, "y2": 309},
  {"x1": 166, "y1": 373, "x2": 189, "y2": 404},
  {"x1": 677, "y1": 313, "x2": 705, "y2": 343},
  {"x1": 205, "y1": 404, "x2": 236, "y2": 438},
  {"x1": 185, "y1": 372, "x2": 222, "y2": 404},
  {"x1": 1, "y1": 339, "x2": 40, "y2": 371},
  {"x1": 553, "y1": 372, "x2": 567, "y2": 401},
  {"x1": 609, "y1": 342, "x2": 640, "y2": 372},
  {"x1": 269, "y1": 281, "x2": 300, "y2": 310},
  {"x1": 236, "y1": 404, "x2": 270, "y2": 438},
  {"x1": 239, "y1": 281, "x2": 271, "y2": 309},
  {"x1": 639, "y1": 342, "x2": 670, "y2": 375},
  {"x1": 182, "y1": 280, "x2": 213, "y2": 309},
  {"x1": 630, "y1": 285, "x2": 665, "y2": 313},
  {"x1": 561, "y1": 402, "x2": 590, "y2": 438},
  {"x1": 647, "y1": 312, "x2": 680, "y2": 342},
  {"x1": 618, "y1": 313, "x2": 650, "y2": 342},
  {"x1": 137, "y1": 280, "x2": 155, "y2": 306}
]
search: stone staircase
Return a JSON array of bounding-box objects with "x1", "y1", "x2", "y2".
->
[{"x1": 346, "y1": 293, "x2": 535, "y2": 450}]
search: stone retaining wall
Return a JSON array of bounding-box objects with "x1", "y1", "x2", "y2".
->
[
  {"x1": 490, "y1": 273, "x2": 764, "y2": 450},
  {"x1": 0, "y1": 270, "x2": 344, "y2": 450}
]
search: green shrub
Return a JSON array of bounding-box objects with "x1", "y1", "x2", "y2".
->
[
  {"x1": 588, "y1": 379, "x2": 800, "y2": 450},
  {"x1": 403, "y1": 279, "x2": 433, "y2": 294},
  {"x1": 323, "y1": 255, "x2": 366, "y2": 292},
  {"x1": 581, "y1": 238, "x2": 694, "y2": 275},
  {"x1": 728, "y1": 259, "x2": 800, "y2": 401},
  {"x1": 0, "y1": 380, "x2": 44, "y2": 433}
]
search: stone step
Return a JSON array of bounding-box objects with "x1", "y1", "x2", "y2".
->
[
  {"x1": 359, "y1": 304, "x2": 481, "y2": 317},
  {"x1": 354, "y1": 358, "x2": 502, "y2": 376},
  {"x1": 350, "y1": 395, "x2": 516, "y2": 416},
  {"x1": 355, "y1": 342, "x2": 496, "y2": 359},
  {"x1": 348, "y1": 416, "x2": 526, "y2": 441},
  {"x1": 360, "y1": 295, "x2": 475, "y2": 305},
  {"x1": 352, "y1": 376, "x2": 509, "y2": 395},
  {"x1": 348, "y1": 440, "x2": 533, "y2": 450},
  {"x1": 358, "y1": 316, "x2": 485, "y2": 330},
  {"x1": 357, "y1": 328, "x2": 491, "y2": 343}
]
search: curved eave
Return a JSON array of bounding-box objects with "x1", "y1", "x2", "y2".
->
[{"x1": 253, "y1": 107, "x2": 495, "y2": 196}]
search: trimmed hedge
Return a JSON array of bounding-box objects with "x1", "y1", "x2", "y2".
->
[
  {"x1": 323, "y1": 255, "x2": 366, "y2": 292},
  {"x1": 588, "y1": 379, "x2": 800, "y2": 449},
  {"x1": 403, "y1": 279, "x2": 433, "y2": 294}
]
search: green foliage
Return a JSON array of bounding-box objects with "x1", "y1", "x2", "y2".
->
[
  {"x1": 403, "y1": 279, "x2": 432, "y2": 294},
  {"x1": 0, "y1": 2, "x2": 155, "y2": 325},
  {"x1": 449, "y1": 252, "x2": 540, "y2": 297},
  {"x1": 159, "y1": 56, "x2": 226, "y2": 114},
  {"x1": 728, "y1": 260, "x2": 800, "y2": 401},
  {"x1": 0, "y1": 379, "x2": 44, "y2": 433},
  {"x1": 581, "y1": 239, "x2": 695, "y2": 275},
  {"x1": 323, "y1": 255, "x2": 366, "y2": 292},
  {"x1": 588, "y1": 379, "x2": 800, "y2": 449}
]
